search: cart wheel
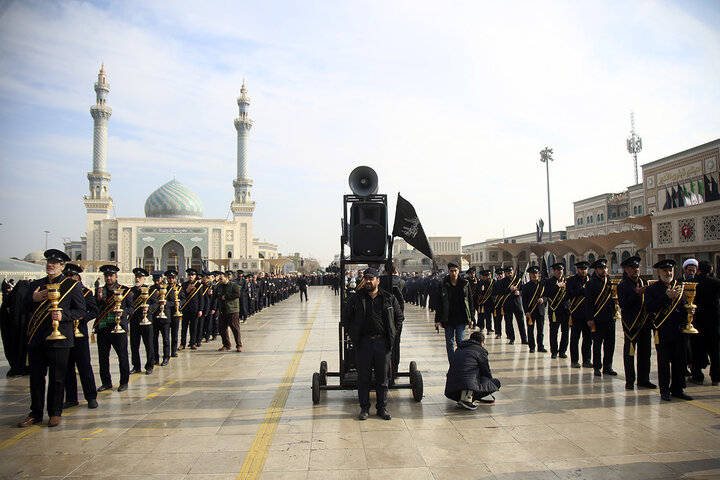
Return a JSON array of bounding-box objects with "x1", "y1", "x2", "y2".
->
[
  {"x1": 319, "y1": 361, "x2": 328, "y2": 386},
  {"x1": 411, "y1": 371, "x2": 423, "y2": 402},
  {"x1": 312, "y1": 372, "x2": 321, "y2": 404},
  {"x1": 409, "y1": 361, "x2": 417, "y2": 376}
]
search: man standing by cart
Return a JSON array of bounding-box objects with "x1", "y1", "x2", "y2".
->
[{"x1": 344, "y1": 267, "x2": 403, "y2": 421}]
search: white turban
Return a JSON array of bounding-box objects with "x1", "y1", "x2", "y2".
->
[{"x1": 682, "y1": 258, "x2": 698, "y2": 269}]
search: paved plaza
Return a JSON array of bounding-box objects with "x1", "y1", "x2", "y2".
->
[{"x1": 1, "y1": 285, "x2": 719, "y2": 480}]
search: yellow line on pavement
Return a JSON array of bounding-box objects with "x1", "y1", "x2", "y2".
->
[
  {"x1": 146, "y1": 379, "x2": 177, "y2": 399},
  {"x1": 236, "y1": 289, "x2": 326, "y2": 480},
  {"x1": 689, "y1": 399, "x2": 720, "y2": 415}
]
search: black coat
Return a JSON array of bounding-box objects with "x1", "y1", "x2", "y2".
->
[
  {"x1": 343, "y1": 288, "x2": 403, "y2": 349},
  {"x1": 695, "y1": 273, "x2": 720, "y2": 330},
  {"x1": 645, "y1": 279, "x2": 687, "y2": 343},
  {"x1": 444, "y1": 339, "x2": 496, "y2": 401},
  {"x1": 26, "y1": 274, "x2": 85, "y2": 349}
]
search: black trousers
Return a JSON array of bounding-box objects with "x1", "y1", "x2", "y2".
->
[
  {"x1": 657, "y1": 335, "x2": 687, "y2": 394},
  {"x1": 478, "y1": 308, "x2": 493, "y2": 331},
  {"x1": 493, "y1": 309, "x2": 503, "y2": 336},
  {"x1": 96, "y1": 327, "x2": 129, "y2": 386},
  {"x1": 526, "y1": 312, "x2": 545, "y2": 350},
  {"x1": 592, "y1": 320, "x2": 616, "y2": 371},
  {"x1": 130, "y1": 321, "x2": 155, "y2": 371},
  {"x1": 391, "y1": 323, "x2": 403, "y2": 378},
  {"x1": 623, "y1": 323, "x2": 652, "y2": 385},
  {"x1": 153, "y1": 320, "x2": 171, "y2": 363},
  {"x1": 357, "y1": 335, "x2": 391, "y2": 411},
  {"x1": 300, "y1": 289, "x2": 308, "y2": 301},
  {"x1": 691, "y1": 323, "x2": 720, "y2": 382},
  {"x1": 504, "y1": 304, "x2": 527, "y2": 343},
  {"x1": 180, "y1": 313, "x2": 191, "y2": 347},
  {"x1": 65, "y1": 337, "x2": 97, "y2": 403},
  {"x1": 549, "y1": 310, "x2": 570, "y2": 355},
  {"x1": 188, "y1": 310, "x2": 202, "y2": 347},
  {"x1": 171, "y1": 316, "x2": 181, "y2": 355},
  {"x1": 29, "y1": 346, "x2": 70, "y2": 418},
  {"x1": 570, "y1": 315, "x2": 592, "y2": 364}
]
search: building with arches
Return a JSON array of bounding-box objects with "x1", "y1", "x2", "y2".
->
[{"x1": 66, "y1": 66, "x2": 277, "y2": 273}]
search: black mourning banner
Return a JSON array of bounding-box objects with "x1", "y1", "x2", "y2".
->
[{"x1": 392, "y1": 193, "x2": 434, "y2": 260}]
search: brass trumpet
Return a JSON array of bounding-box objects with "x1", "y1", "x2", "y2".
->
[
  {"x1": 112, "y1": 287, "x2": 126, "y2": 334},
  {"x1": 139, "y1": 285, "x2": 152, "y2": 326}
]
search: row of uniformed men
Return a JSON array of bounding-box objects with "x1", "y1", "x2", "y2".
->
[
  {"x1": 464, "y1": 256, "x2": 703, "y2": 401},
  {"x1": 17, "y1": 249, "x2": 299, "y2": 428}
]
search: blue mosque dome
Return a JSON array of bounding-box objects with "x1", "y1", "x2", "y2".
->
[{"x1": 144, "y1": 179, "x2": 203, "y2": 218}]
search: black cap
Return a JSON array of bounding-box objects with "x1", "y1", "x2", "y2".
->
[
  {"x1": 590, "y1": 258, "x2": 608, "y2": 269},
  {"x1": 99, "y1": 264, "x2": 120, "y2": 275},
  {"x1": 237, "y1": 269, "x2": 244, "y2": 275},
  {"x1": 479, "y1": 269, "x2": 491, "y2": 276},
  {"x1": 653, "y1": 259, "x2": 676, "y2": 269},
  {"x1": 620, "y1": 256, "x2": 641, "y2": 268},
  {"x1": 165, "y1": 269, "x2": 178, "y2": 277},
  {"x1": 133, "y1": 267, "x2": 149, "y2": 277},
  {"x1": 201, "y1": 270, "x2": 212, "y2": 277},
  {"x1": 363, "y1": 267, "x2": 379, "y2": 278},
  {"x1": 575, "y1": 261, "x2": 590, "y2": 269},
  {"x1": 504, "y1": 266, "x2": 514, "y2": 272},
  {"x1": 527, "y1": 266, "x2": 540, "y2": 273},
  {"x1": 550, "y1": 262, "x2": 565, "y2": 270},
  {"x1": 447, "y1": 262, "x2": 459, "y2": 270},
  {"x1": 212, "y1": 270, "x2": 223, "y2": 276},
  {"x1": 63, "y1": 263, "x2": 83, "y2": 275},
  {"x1": 495, "y1": 267, "x2": 505, "y2": 274},
  {"x1": 186, "y1": 268, "x2": 198, "y2": 276},
  {"x1": 151, "y1": 270, "x2": 164, "y2": 279},
  {"x1": 44, "y1": 249, "x2": 71, "y2": 263},
  {"x1": 466, "y1": 267, "x2": 476, "y2": 274}
]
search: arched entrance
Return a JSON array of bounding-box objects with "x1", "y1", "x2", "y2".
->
[
  {"x1": 161, "y1": 240, "x2": 185, "y2": 272},
  {"x1": 610, "y1": 252, "x2": 619, "y2": 273},
  {"x1": 143, "y1": 246, "x2": 155, "y2": 272},
  {"x1": 191, "y1": 246, "x2": 203, "y2": 270}
]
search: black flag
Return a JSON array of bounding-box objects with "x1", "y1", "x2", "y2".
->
[{"x1": 392, "y1": 193, "x2": 434, "y2": 260}]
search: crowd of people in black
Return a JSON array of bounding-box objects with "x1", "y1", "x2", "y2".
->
[{"x1": 0, "y1": 249, "x2": 311, "y2": 428}]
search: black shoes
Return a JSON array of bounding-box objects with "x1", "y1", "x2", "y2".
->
[
  {"x1": 508, "y1": 340, "x2": 515, "y2": 345},
  {"x1": 377, "y1": 409, "x2": 392, "y2": 420},
  {"x1": 582, "y1": 362, "x2": 593, "y2": 368},
  {"x1": 625, "y1": 383, "x2": 635, "y2": 390},
  {"x1": 87, "y1": 399, "x2": 98, "y2": 409},
  {"x1": 661, "y1": 392, "x2": 672, "y2": 401},
  {"x1": 672, "y1": 391, "x2": 693, "y2": 401},
  {"x1": 97, "y1": 384, "x2": 113, "y2": 392},
  {"x1": 638, "y1": 382, "x2": 657, "y2": 389},
  {"x1": 594, "y1": 369, "x2": 602, "y2": 377},
  {"x1": 146, "y1": 369, "x2": 153, "y2": 375},
  {"x1": 603, "y1": 370, "x2": 618, "y2": 376},
  {"x1": 358, "y1": 410, "x2": 369, "y2": 421},
  {"x1": 62, "y1": 400, "x2": 79, "y2": 409},
  {"x1": 551, "y1": 354, "x2": 557, "y2": 359},
  {"x1": 559, "y1": 353, "x2": 568, "y2": 358},
  {"x1": 129, "y1": 368, "x2": 141, "y2": 375},
  {"x1": 118, "y1": 384, "x2": 128, "y2": 392},
  {"x1": 160, "y1": 360, "x2": 169, "y2": 366},
  {"x1": 570, "y1": 362, "x2": 581, "y2": 368},
  {"x1": 171, "y1": 353, "x2": 178, "y2": 357},
  {"x1": 538, "y1": 348, "x2": 548, "y2": 353}
]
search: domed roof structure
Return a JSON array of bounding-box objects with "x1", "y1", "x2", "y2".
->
[
  {"x1": 144, "y1": 179, "x2": 203, "y2": 218},
  {"x1": 23, "y1": 251, "x2": 46, "y2": 264}
]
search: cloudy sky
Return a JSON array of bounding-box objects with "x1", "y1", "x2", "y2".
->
[{"x1": 1, "y1": 0, "x2": 718, "y2": 267}]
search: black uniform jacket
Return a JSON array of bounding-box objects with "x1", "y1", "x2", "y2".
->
[
  {"x1": 521, "y1": 280, "x2": 547, "y2": 317},
  {"x1": 129, "y1": 284, "x2": 160, "y2": 323},
  {"x1": 584, "y1": 273, "x2": 614, "y2": 324},
  {"x1": 94, "y1": 283, "x2": 134, "y2": 331},
  {"x1": 617, "y1": 276, "x2": 648, "y2": 341},
  {"x1": 566, "y1": 274, "x2": 589, "y2": 321},
  {"x1": 544, "y1": 276, "x2": 569, "y2": 316},
  {"x1": 695, "y1": 273, "x2": 720, "y2": 330},
  {"x1": 645, "y1": 279, "x2": 687, "y2": 343},
  {"x1": 26, "y1": 274, "x2": 85, "y2": 348}
]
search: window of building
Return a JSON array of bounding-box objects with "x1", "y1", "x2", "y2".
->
[{"x1": 638, "y1": 205, "x2": 643, "y2": 214}]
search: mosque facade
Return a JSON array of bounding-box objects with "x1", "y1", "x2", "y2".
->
[{"x1": 65, "y1": 66, "x2": 277, "y2": 273}]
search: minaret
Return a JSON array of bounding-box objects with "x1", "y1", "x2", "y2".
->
[
  {"x1": 84, "y1": 64, "x2": 113, "y2": 210},
  {"x1": 83, "y1": 64, "x2": 113, "y2": 261},
  {"x1": 231, "y1": 80, "x2": 255, "y2": 218}
]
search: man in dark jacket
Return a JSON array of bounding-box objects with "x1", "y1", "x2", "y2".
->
[
  {"x1": 567, "y1": 261, "x2": 592, "y2": 368},
  {"x1": 214, "y1": 271, "x2": 243, "y2": 352},
  {"x1": 344, "y1": 267, "x2": 403, "y2": 421},
  {"x1": 435, "y1": 263, "x2": 473, "y2": 362},
  {"x1": 297, "y1": 275, "x2": 309, "y2": 302},
  {"x1": 690, "y1": 260, "x2": 720, "y2": 386},
  {"x1": 476, "y1": 270, "x2": 495, "y2": 334},
  {"x1": 497, "y1": 266, "x2": 527, "y2": 345},
  {"x1": 444, "y1": 331, "x2": 500, "y2": 410},
  {"x1": 584, "y1": 258, "x2": 617, "y2": 377},
  {"x1": 617, "y1": 255, "x2": 655, "y2": 390},
  {"x1": 19, "y1": 249, "x2": 85, "y2": 428},
  {"x1": 545, "y1": 263, "x2": 570, "y2": 359},
  {"x1": 646, "y1": 259, "x2": 693, "y2": 401},
  {"x1": 129, "y1": 268, "x2": 157, "y2": 375},
  {"x1": 522, "y1": 266, "x2": 547, "y2": 354},
  {"x1": 380, "y1": 261, "x2": 405, "y2": 381}
]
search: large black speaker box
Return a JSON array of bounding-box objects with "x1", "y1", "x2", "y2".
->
[{"x1": 350, "y1": 202, "x2": 387, "y2": 258}]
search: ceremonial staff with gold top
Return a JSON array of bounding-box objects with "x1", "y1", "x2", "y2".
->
[
  {"x1": 94, "y1": 264, "x2": 134, "y2": 393},
  {"x1": 545, "y1": 262, "x2": 570, "y2": 359},
  {"x1": 584, "y1": 258, "x2": 617, "y2": 377},
  {"x1": 477, "y1": 269, "x2": 495, "y2": 334},
  {"x1": 566, "y1": 261, "x2": 593, "y2": 368},
  {"x1": 179, "y1": 268, "x2": 204, "y2": 350},
  {"x1": 617, "y1": 256, "x2": 656, "y2": 391},
  {"x1": 150, "y1": 271, "x2": 171, "y2": 366},
  {"x1": 18, "y1": 249, "x2": 85, "y2": 429},
  {"x1": 645, "y1": 259, "x2": 695, "y2": 401},
  {"x1": 62, "y1": 263, "x2": 99, "y2": 410}
]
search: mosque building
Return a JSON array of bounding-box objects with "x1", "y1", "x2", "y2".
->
[{"x1": 65, "y1": 65, "x2": 278, "y2": 273}]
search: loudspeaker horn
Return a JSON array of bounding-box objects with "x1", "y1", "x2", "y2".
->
[{"x1": 348, "y1": 166, "x2": 379, "y2": 196}]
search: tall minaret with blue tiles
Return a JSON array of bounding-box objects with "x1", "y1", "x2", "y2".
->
[{"x1": 230, "y1": 80, "x2": 255, "y2": 258}]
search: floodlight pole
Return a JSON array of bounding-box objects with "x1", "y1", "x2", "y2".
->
[{"x1": 540, "y1": 147, "x2": 554, "y2": 243}]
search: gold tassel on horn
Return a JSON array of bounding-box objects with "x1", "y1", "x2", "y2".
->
[
  {"x1": 629, "y1": 343, "x2": 635, "y2": 356},
  {"x1": 552, "y1": 311, "x2": 557, "y2": 323},
  {"x1": 569, "y1": 315, "x2": 573, "y2": 327},
  {"x1": 654, "y1": 331, "x2": 659, "y2": 345}
]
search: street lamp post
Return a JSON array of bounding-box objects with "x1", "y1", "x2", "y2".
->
[
  {"x1": 44, "y1": 230, "x2": 50, "y2": 250},
  {"x1": 540, "y1": 147, "x2": 554, "y2": 243}
]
